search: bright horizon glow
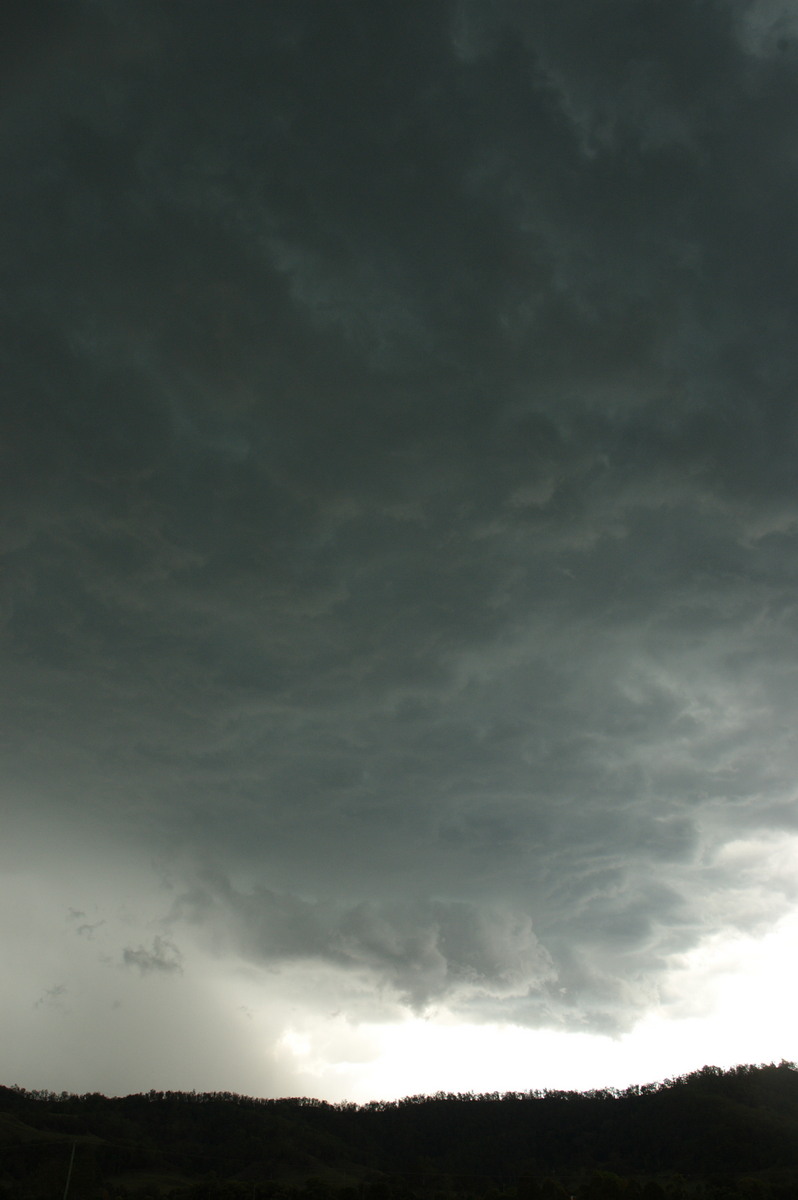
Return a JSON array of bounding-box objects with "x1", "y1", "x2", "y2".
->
[{"x1": 268, "y1": 907, "x2": 798, "y2": 1103}]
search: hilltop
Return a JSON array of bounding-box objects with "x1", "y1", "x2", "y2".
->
[{"x1": 1, "y1": 1062, "x2": 797, "y2": 1199}]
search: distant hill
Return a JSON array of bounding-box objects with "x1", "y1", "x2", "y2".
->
[{"x1": 1, "y1": 1062, "x2": 797, "y2": 1200}]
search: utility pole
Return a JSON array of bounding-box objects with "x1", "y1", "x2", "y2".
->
[{"x1": 62, "y1": 1141, "x2": 76, "y2": 1200}]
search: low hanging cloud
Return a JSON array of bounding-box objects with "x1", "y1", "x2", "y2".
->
[
  {"x1": 122, "y1": 936, "x2": 184, "y2": 977},
  {"x1": 172, "y1": 875, "x2": 555, "y2": 1011},
  {"x1": 33, "y1": 984, "x2": 68, "y2": 1012}
]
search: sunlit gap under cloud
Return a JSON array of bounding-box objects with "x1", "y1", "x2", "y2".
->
[{"x1": 262, "y1": 903, "x2": 798, "y2": 1103}]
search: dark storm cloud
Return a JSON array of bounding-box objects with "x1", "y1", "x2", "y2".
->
[
  {"x1": 3, "y1": 0, "x2": 798, "y2": 1041},
  {"x1": 171, "y1": 871, "x2": 554, "y2": 1009}
]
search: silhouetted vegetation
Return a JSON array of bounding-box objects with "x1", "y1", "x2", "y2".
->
[{"x1": 1, "y1": 1062, "x2": 797, "y2": 1200}]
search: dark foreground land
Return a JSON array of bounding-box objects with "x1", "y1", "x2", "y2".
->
[{"x1": 1, "y1": 1062, "x2": 797, "y2": 1200}]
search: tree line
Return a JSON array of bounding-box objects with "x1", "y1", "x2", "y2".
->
[{"x1": 1, "y1": 1061, "x2": 796, "y2": 1200}]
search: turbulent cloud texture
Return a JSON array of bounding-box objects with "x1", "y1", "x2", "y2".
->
[
  {"x1": 172, "y1": 873, "x2": 554, "y2": 1009},
  {"x1": 2, "y1": 0, "x2": 798, "y2": 1093}
]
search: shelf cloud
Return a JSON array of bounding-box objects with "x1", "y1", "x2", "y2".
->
[{"x1": 2, "y1": 0, "x2": 798, "y2": 1096}]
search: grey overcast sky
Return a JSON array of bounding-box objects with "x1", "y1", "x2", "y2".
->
[{"x1": 3, "y1": 0, "x2": 798, "y2": 1101}]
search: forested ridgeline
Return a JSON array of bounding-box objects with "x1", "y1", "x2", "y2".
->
[{"x1": 1, "y1": 1062, "x2": 797, "y2": 1200}]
